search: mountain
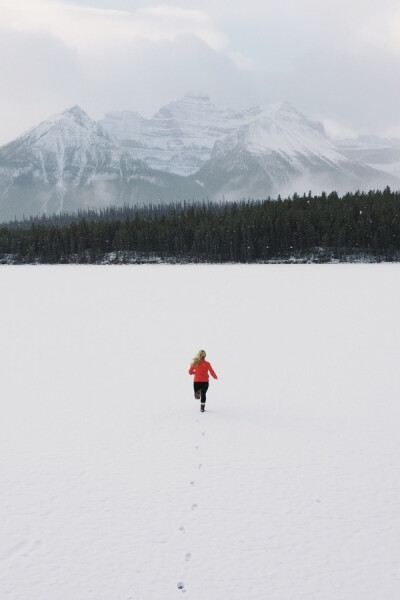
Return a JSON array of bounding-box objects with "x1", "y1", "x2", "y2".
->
[
  {"x1": 0, "y1": 106, "x2": 205, "y2": 221},
  {"x1": 100, "y1": 92, "x2": 262, "y2": 176},
  {"x1": 193, "y1": 103, "x2": 399, "y2": 199},
  {"x1": 0, "y1": 97, "x2": 399, "y2": 221},
  {"x1": 0, "y1": 106, "x2": 117, "y2": 217}
]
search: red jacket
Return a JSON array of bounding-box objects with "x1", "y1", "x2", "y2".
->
[{"x1": 189, "y1": 360, "x2": 218, "y2": 382}]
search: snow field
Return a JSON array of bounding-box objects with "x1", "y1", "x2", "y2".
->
[{"x1": 0, "y1": 264, "x2": 400, "y2": 599}]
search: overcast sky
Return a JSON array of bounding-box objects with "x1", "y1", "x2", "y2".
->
[{"x1": 1, "y1": 0, "x2": 400, "y2": 145}]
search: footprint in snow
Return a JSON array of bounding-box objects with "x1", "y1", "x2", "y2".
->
[
  {"x1": 185, "y1": 552, "x2": 192, "y2": 562},
  {"x1": 198, "y1": 463, "x2": 202, "y2": 469},
  {"x1": 177, "y1": 581, "x2": 186, "y2": 593},
  {"x1": 190, "y1": 481, "x2": 195, "y2": 486},
  {"x1": 1, "y1": 538, "x2": 43, "y2": 562},
  {"x1": 191, "y1": 503, "x2": 198, "y2": 510}
]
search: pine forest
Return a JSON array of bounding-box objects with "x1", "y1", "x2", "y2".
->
[{"x1": 1, "y1": 188, "x2": 400, "y2": 264}]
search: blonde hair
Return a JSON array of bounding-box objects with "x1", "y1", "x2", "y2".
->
[{"x1": 191, "y1": 349, "x2": 206, "y2": 368}]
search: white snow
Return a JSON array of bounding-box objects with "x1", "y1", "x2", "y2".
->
[
  {"x1": 216, "y1": 103, "x2": 347, "y2": 166},
  {"x1": 1, "y1": 264, "x2": 400, "y2": 600},
  {"x1": 1, "y1": 106, "x2": 116, "y2": 189},
  {"x1": 22, "y1": 106, "x2": 112, "y2": 162}
]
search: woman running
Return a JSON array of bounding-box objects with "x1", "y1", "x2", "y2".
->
[{"x1": 188, "y1": 350, "x2": 218, "y2": 412}]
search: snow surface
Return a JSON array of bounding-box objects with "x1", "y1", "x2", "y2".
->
[{"x1": 1, "y1": 265, "x2": 400, "y2": 600}]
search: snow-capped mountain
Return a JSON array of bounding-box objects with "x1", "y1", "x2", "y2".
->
[
  {"x1": 0, "y1": 105, "x2": 205, "y2": 220},
  {"x1": 0, "y1": 96, "x2": 398, "y2": 221},
  {"x1": 212, "y1": 102, "x2": 334, "y2": 159},
  {"x1": 194, "y1": 103, "x2": 399, "y2": 200},
  {"x1": 0, "y1": 106, "x2": 118, "y2": 217},
  {"x1": 101, "y1": 92, "x2": 262, "y2": 176}
]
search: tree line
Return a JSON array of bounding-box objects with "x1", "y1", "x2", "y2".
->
[{"x1": 1, "y1": 187, "x2": 400, "y2": 263}]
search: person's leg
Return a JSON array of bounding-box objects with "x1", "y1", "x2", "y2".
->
[
  {"x1": 200, "y1": 382, "x2": 209, "y2": 403},
  {"x1": 194, "y1": 382, "x2": 201, "y2": 399},
  {"x1": 200, "y1": 382, "x2": 209, "y2": 411}
]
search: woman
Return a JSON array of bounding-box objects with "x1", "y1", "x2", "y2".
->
[{"x1": 188, "y1": 350, "x2": 218, "y2": 412}]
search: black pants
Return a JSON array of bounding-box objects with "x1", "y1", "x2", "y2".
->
[{"x1": 194, "y1": 381, "x2": 209, "y2": 403}]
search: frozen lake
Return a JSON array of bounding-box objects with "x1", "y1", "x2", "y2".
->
[{"x1": 1, "y1": 264, "x2": 400, "y2": 599}]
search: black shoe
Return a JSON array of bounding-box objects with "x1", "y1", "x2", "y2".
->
[{"x1": 200, "y1": 403, "x2": 205, "y2": 412}]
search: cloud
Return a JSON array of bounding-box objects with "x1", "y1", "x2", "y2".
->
[
  {"x1": 0, "y1": 0, "x2": 226, "y2": 51},
  {"x1": 202, "y1": 0, "x2": 400, "y2": 65},
  {"x1": 202, "y1": 0, "x2": 400, "y2": 134},
  {"x1": 81, "y1": 35, "x2": 255, "y2": 118},
  {"x1": 0, "y1": 26, "x2": 83, "y2": 143},
  {"x1": 141, "y1": 6, "x2": 226, "y2": 49},
  {"x1": 0, "y1": 24, "x2": 250, "y2": 144},
  {"x1": 0, "y1": 0, "x2": 252, "y2": 144},
  {"x1": 1, "y1": 0, "x2": 400, "y2": 144}
]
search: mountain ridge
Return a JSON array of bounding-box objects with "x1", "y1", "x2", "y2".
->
[{"x1": 0, "y1": 96, "x2": 399, "y2": 221}]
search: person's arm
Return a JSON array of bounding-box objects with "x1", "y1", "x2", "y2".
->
[
  {"x1": 189, "y1": 365, "x2": 195, "y2": 375},
  {"x1": 209, "y1": 364, "x2": 218, "y2": 379}
]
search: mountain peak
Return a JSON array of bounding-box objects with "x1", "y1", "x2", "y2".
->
[
  {"x1": 184, "y1": 91, "x2": 211, "y2": 102},
  {"x1": 211, "y1": 100, "x2": 339, "y2": 164},
  {"x1": 61, "y1": 105, "x2": 96, "y2": 129},
  {"x1": 265, "y1": 101, "x2": 299, "y2": 114},
  {"x1": 256, "y1": 101, "x2": 326, "y2": 137},
  {"x1": 63, "y1": 104, "x2": 86, "y2": 115},
  {"x1": 155, "y1": 92, "x2": 214, "y2": 118},
  {"x1": 1, "y1": 94, "x2": 399, "y2": 221},
  {"x1": 0, "y1": 104, "x2": 112, "y2": 166}
]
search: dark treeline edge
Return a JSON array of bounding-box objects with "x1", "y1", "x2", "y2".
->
[{"x1": 1, "y1": 187, "x2": 400, "y2": 263}]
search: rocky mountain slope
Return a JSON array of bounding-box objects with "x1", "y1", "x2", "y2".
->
[
  {"x1": 0, "y1": 96, "x2": 398, "y2": 221},
  {"x1": 100, "y1": 92, "x2": 263, "y2": 176},
  {"x1": 0, "y1": 106, "x2": 205, "y2": 220},
  {"x1": 193, "y1": 103, "x2": 397, "y2": 200}
]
